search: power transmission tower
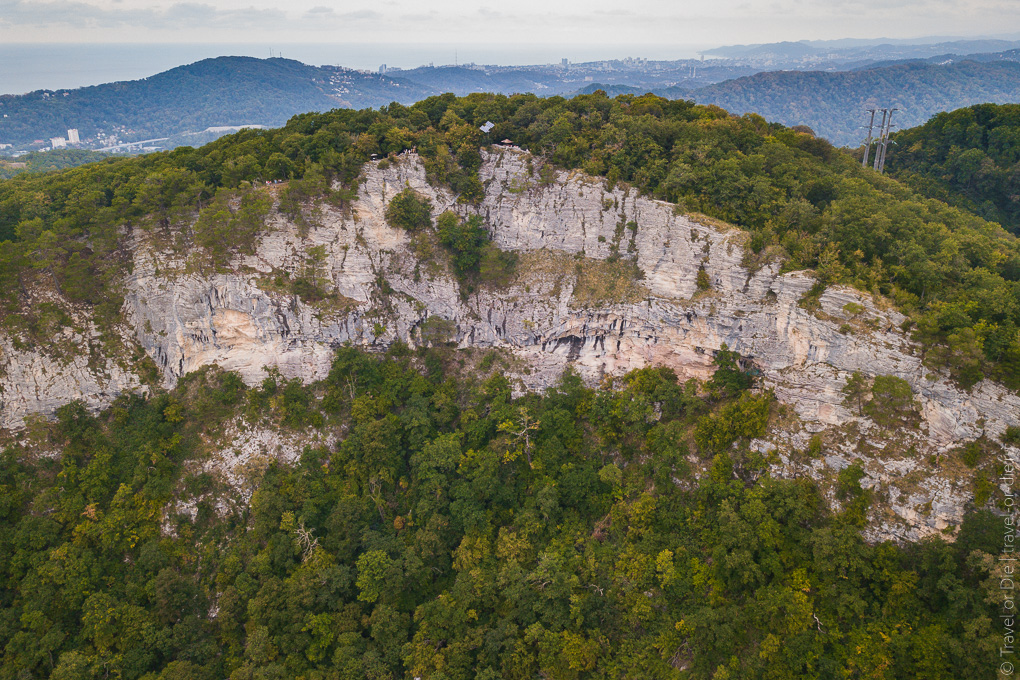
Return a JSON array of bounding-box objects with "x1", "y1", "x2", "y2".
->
[
  {"x1": 872, "y1": 108, "x2": 888, "y2": 171},
  {"x1": 861, "y1": 109, "x2": 877, "y2": 168},
  {"x1": 877, "y1": 108, "x2": 897, "y2": 173}
]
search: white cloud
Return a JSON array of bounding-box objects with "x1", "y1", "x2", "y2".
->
[{"x1": 0, "y1": 0, "x2": 1016, "y2": 45}]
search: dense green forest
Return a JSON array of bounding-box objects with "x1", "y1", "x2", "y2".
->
[
  {"x1": 0, "y1": 92, "x2": 1018, "y2": 391},
  {"x1": 0, "y1": 149, "x2": 109, "y2": 179},
  {"x1": 888, "y1": 103, "x2": 1020, "y2": 234},
  {"x1": 693, "y1": 60, "x2": 1020, "y2": 146},
  {"x1": 0, "y1": 343, "x2": 1007, "y2": 680},
  {"x1": 0, "y1": 57, "x2": 430, "y2": 147}
]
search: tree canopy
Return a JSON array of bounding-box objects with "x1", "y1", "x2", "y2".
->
[
  {"x1": 0, "y1": 149, "x2": 110, "y2": 179},
  {"x1": 0, "y1": 345, "x2": 1005, "y2": 680},
  {"x1": 889, "y1": 102, "x2": 1020, "y2": 234}
]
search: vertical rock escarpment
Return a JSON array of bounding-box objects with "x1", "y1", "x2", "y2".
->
[
  {"x1": 5, "y1": 148, "x2": 1018, "y2": 442},
  {"x1": 2, "y1": 148, "x2": 1016, "y2": 541}
]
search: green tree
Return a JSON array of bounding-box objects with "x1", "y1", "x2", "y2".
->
[
  {"x1": 708, "y1": 343, "x2": 753, "y2": 397},
  {"x1": 841, "y1": 370, "x2": 870, "y2": 415},
  {"x1": 385, "y1": 187, "x2": 433, "y2": 231},
  {"x1": 864, "y1": 375, "x2": 918, "y2": 428},
  {"x1": 437, "y1": 211, "x2": 488, "y2": 279}
]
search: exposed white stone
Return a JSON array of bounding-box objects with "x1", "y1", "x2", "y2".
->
[
  {"x1": 3, "y1": 148, "x2": 1018, "y2": 541},
  {"x1": 0, "y1": 333, "x2": 142, "y2": 429}
]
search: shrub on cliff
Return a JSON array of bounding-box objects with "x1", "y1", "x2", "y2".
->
[
  {"x1": 708, "y1": 343, "x2": 754, "y2": 398},
  {"x1": 384, "y1": 187, "x2": 433, "y2": 232},
  {"x1": 864, "y1": 375, "x2": 919, "y2": 428},
  {"x1": 433, "y1": 211, "x2": 517, "y2": 292}
]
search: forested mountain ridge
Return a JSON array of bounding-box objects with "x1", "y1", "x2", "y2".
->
[
  {"x1": 703, "y1": 37, "x2": 1020, "y2": 62},
  {"x1": 0, "y1": 57, "x2": 431, "y2": 147},
  {"x1": 6, "y1": 51, "x2": 1020, "y2": 152},
  {"x1": 692, "y1": 59, "x2": 1020, "y2": 146},
  {"x1": 887, "y1": 102, "x2": 1020, "y2": 233},
  {"x1": 0, "y1": 90, "x2": 1017, "y2": 680},
  {"x1": 566, "y1": 58, "x2": 1020, "y2": 147}
]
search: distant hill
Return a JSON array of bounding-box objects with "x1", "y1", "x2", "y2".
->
[
  {"x1": 704, "y1": 38, "x2": 1020, "y2": 62},
  {"x1": 887, "y1": 103, "x2": 1020, "y2": 234},
  {"x1": 692, "y1": 60, "x2": 1020, "y2": 146},
  {"x1": 0, "y1": 57, "x2": 433, "y2": 147},
  {"x1": 6, "y1": 53, "x2": 1020, "y2": 154},
  {"x1": 703, "y1": 41, "x2": 820, "y2": 60},
  {"x1": 572, "y1": 60, "x2": 1020, "y2": 149},
  {"x1": 853, "y1": 48, "x2": 1020, "y2": 71},
  {"x1": 836, "y1": 39, "x2": 1020, "y2": 60},
  {"x1": 387, "y1": 66, "x2": 567, "y2": 96},
  {"x1": 963, "y1": 48, "x2": 1020, "y2": 63}
]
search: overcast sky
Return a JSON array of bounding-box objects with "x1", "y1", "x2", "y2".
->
[{"x1": 0, "y1": 0, "x2": 1016, "y2": 46}]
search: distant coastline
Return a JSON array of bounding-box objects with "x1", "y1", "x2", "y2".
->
[{"x1": 0, "y1": 42, "x2": 712, "y2": 96}]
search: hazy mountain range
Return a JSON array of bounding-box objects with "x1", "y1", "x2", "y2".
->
[
  {"x1": 3, "y1": 37, "x2": 1020, "y2": 151},
  {"x1": 693, "y1": 59, "x2": 1020, "y2": 146},
  {"x1": 702, "y1": 38, "x2": 1020, "y2": 63}
]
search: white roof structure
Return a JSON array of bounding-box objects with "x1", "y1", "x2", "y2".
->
[{"x1": 479, "y1": 121, "x2": 495, "y2": 133}]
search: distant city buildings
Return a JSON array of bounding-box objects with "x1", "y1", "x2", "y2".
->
[
  {"x1": 67, "y1": 128, "x2": 80, "y2": 144},
  {"x1": 379, "y1": 64, "x2": 387, "y2": 74},
  {"x1": 50, "y1": 137, "x2": 67, "y2": 149}
]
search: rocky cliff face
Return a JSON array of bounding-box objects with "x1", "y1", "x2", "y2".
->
[{"x1": 2, "y1": 148, "x2": 1016, "y2": 540}]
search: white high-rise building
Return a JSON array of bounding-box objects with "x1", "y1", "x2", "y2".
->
[
  {"x1": 50, "y1": 137, "x2": 67, "y2": 149},
  {"x1": 67, "y1": 129, "x2": 80, "y2": 144}
]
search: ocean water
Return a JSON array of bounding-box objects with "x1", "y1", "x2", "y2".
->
[{"x1": 0, "y1": 42, "x2": 712, "y2": 96}]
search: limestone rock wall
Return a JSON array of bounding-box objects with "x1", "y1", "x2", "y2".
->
[
  {"x1": 0, "y1": 334, "x2": 141, "y2": 430},
  {"x1": 2, "y1": 148, "x2": 1017, "y2": 541}
]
